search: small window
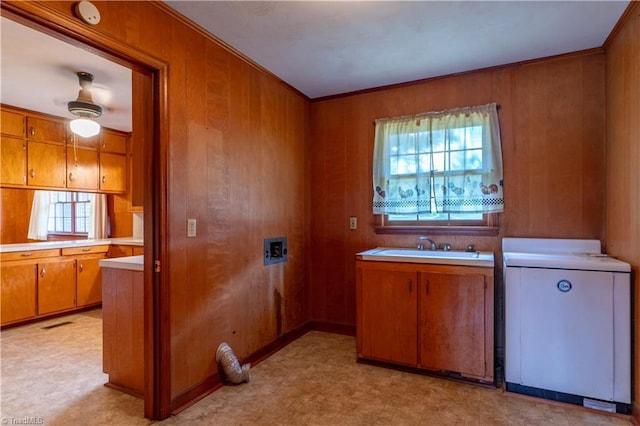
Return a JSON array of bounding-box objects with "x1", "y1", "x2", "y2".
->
[
  {"x1": 373, "y1": 103, "x2": 503, "y2": 235},
  {"x1": 48, "y1": 191, "x2": 92, "y2": 237}
]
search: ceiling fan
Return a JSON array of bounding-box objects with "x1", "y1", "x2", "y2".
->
[
  {"x1": 67, "y1": 71, "x2": 102, "y2": 137},
  {"x1": 68, "y1": 71, "x2": 103, "y2": 118}
]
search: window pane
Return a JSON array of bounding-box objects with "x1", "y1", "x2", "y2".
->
[
  {"x1": 63, "y1": 218, "x2": 71, "y2": 232},
  {"x1": 465, "y1": 149, "x2": 482, "y2": 170}
]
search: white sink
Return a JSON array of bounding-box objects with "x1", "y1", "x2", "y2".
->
[{"x1": 356, "y1": 247, "x2": 494, "y2": 267}]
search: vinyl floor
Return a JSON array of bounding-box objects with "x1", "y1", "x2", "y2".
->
[{"x1": 0, "y1": 309, "x2": 631, "y2": 425}]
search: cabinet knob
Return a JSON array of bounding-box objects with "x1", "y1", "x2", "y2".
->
[
  {"x1": 30, "y1": 169, "x2": 36, "y2": 178},
  {"x1": 68, "y1": 172, "x2": 74, "y2": 181},
  {"x1": 79, "y1": 263, "x2": 84, "y2": 273},
  {"x1": 102, "y1": 176, "x2": 106, "y2": 183},
  {"x1": 30, "y1": 127, "x2": 35, "y2": 136},
  {"x1": 40, "y1": 267, "x2": 46, "y2": 278}
]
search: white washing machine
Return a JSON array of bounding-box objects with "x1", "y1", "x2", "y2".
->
[{"x1": 503, "y1": 238, "x2": 631, "y2": 414}]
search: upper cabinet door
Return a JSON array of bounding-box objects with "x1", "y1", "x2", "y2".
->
[
  {"x1": 1, "y1": 136, "x2": 27, "y2": 186},
  {"x1": 100, "y1": 130, "x2": 127, "y2": 154},
  {"x1": 27, "y1": 141, "x2": 67, "y2": 187},
  {"x1": 26, "y1": 116, "x2": 66, "y2": 144},
  {"x1": 1, "y1": 108, "x2": 25, "y2": 137},
  {"x1": 67, "y1": 147, "x2": 99, "y2": 190}
]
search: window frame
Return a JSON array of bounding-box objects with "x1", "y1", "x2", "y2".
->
[
  {"x1": 47, "y1": 191, "x2": 91, "y2": 238},
  {"x1": 373, "y1": 104, "x2": 503, "y2": 236}
]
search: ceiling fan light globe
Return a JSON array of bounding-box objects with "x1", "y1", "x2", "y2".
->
[{"x1": 70, "y1": 118, "x2": 100, "y2": 138}]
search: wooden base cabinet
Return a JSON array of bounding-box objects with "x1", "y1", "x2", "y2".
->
[
  {"x1": 37, "y1": 258, "x2": 76, "y2": 315},
  {"x1": 1, "y1": 263, "x2": 37, "y2": 324},
  {"x1": 356, "y1": 261, "x2": 494, "y2": 383},
  {"x1": 1, "y1": 244, "x2": 110, "y2": 327},
  {"x1": 358, "y1": 268, "x2": 418, "y2": 366}
]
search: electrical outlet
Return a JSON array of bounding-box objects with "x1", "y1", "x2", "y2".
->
[
  {"x1": 349, "y1": 216, "x2": 357, "y2": 230},
  {"x1": 187, "y1": 219, "x2": 197, "y2": 237}
]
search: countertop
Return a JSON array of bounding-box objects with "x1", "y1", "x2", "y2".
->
[
  {"x1": 0, "y1": 237, "x2": 143, "y2": 253},
  {"x1": 99, "y1": 255, "x2": 144, "y2": 271}
]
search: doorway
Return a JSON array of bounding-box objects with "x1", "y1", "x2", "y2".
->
[{"x1": 0, "y1": 5, "x2": 169, "y2": 419}]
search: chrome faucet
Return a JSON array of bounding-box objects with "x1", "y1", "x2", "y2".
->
[{"x1": 418, "y1": 236, "x2": 437, "y2": 251}]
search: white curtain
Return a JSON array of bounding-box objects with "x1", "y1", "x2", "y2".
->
[
  {"x1": 27, "y1": 190, "x2": 52, "y2": 240},
  {"x1": 89, "y1": 193, "x2": 108, "y2": 239},
  {"x1": 373, "y1": 102, "x2": 504, "y2": 215},
  {"x1": 28, "y1": 191, "x2": 108, "y2": 240}
]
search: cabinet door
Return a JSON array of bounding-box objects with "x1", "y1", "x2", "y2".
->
[
  {"x1": 100, "y1": 130, "x2": 127, "y2": 154},
  {"x1": 419, "y1": 273, "x2": 486, "y2": 377},
  {"x1": 26, "y1": 116, "x2": 65, "y2": 143},
  {"x1": 358, "y1": 268, "x2": 418, "y2": 366},
  {"x1": 1, "y1": 108, "x2": 25, "y2": 137},
  {"x1": 76, "y1": 256, "x2": 104, "y2": 307},
  {"x1": 37, "y1": 258, "x2": 76, "y2": 315},
  {"x1": 1, "y1": 136, "x2": 27, "y2": 186},
  {"x1": 67, "y1": 147, "x2": 99, "y2": 190},
  {"x1": 100, "y1": 152, "x2": 127, "y2": 192},
  {"x1": 27, "y1": 141, "x2": 66, "y2": 187},
  {"x1": 1, "y1": 263, "x2": 37, "y2": 324}
]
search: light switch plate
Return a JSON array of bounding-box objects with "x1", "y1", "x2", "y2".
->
[
  {"x1": 349, "y1": 216, "x2": 357, "y2": 230},
  {"x1": 187, "y1": 219, "x2": 197, "y2": 237}
]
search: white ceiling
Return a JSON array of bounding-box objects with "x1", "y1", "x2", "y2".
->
[
  {"x1": 0, "y1": 1, "x2": 630, "y2": 132},
  {"x1": 1, "y1": 17, "x2": 132, "y2": 132},
  {"x1": 166, "y1": 0, "x2": 630, "y2": 99}
]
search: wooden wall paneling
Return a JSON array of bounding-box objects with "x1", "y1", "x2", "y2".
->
[
  {"x1": 0, "y1": 188, "x2": 33, "y2": 244},
  {"x1": 184, "y1": 24, "x2": 212, "y2": 393},
  {"x1": 308, "y1": 103, "x2": 329, "y2": 321},
  {"x1": 605, "y1": 4, "x2": 640, "y2": 422},
  {"x1": 308, "y1": 52, "x2": 607, "y2": 328},
  {"x1": 167, "y1": 17, "x2": 191, "y2": 397}
]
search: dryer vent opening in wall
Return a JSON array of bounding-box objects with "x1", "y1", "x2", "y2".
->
[{"x1": 264, "y1": 237, "x2": 287, "y2": 266}]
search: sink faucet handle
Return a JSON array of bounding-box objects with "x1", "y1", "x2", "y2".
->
[{"x1": 418, "y1": 236, "x2": 437, "y2": 250}]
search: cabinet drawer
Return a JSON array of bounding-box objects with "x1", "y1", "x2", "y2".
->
[
  {"x1": 61, "y1": 245, "x2": 110, "y2": 256},
  {"x1": 1, "y1": 249, "x2": 61, "y2": 262},
  {"x1": 108, "y1": 245, "x2": 134, "y2": 258}
]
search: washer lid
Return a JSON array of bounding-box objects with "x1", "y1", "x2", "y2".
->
[{"x1": 503, "y1": 251, "x2": 631, "y2": 272}]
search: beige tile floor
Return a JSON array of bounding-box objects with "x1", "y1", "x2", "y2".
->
[{"x1": 0, "y1": 309, "x2": 632, "y2": 425}]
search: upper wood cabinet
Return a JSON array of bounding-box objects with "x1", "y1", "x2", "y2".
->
[
  {"x1": 0, "y1": 104, "x2": 129, "y2": 194},
  {"x1": 26, "y1": 116, "x2": 66, "y2": 144},
  {"x1": 67, "y1": 147, "x2": 100, "y2": 190},
  {"x1": 1, "y1": 108, "x2": 25, "y2": 137},
  {"x1": 27, "y1": 140, "x2": 67, "y2": 188},
  {"x1": 0, "y1": 136, "x2": 27, "y2": 186},
  {"x1": 100, "y1": 130, "x2": 127, "y2": 154}
]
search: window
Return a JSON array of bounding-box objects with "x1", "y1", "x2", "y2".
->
[
  {"x1": 373, "y1": 103, "x2": 503, "y2": 234},
  {"x1": 47, "y1": 191, "x2": 92, "y2": 236}
]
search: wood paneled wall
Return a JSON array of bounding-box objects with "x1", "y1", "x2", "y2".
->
[
  {"x1": 3, "y1": 0, "x2": 310, "y2": 407},
  {"x1": 309, "y1": 51, "x2": 606, "y2": 326},
  {"x1": 0, "y1": 188, "x2": 33, "y2": 243},
  {"x1": 605, "y1": 2, "x2": 640, "y2": 421}
]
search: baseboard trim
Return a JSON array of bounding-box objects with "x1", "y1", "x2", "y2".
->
[
  {"x1": 308, "y1": 320, "x2": 356, "y2": 336},
  {"x1": 169, "y1": 321, "x2": 318, "y2": 415},
  {"x1": 170, "y1": 373, "x2": 223, "y2": 414}
]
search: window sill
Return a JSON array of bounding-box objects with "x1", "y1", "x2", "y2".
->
[{"x1": 373, "y1": 226, "x2": 499, "y2": 237}]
